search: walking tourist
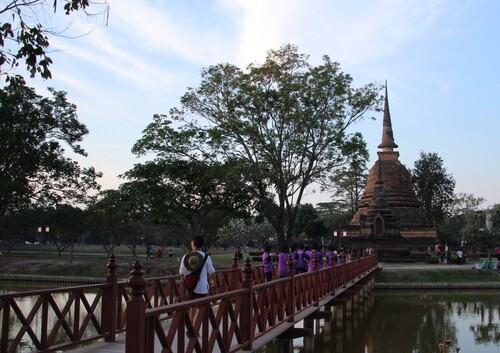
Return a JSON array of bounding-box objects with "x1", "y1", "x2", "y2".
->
[
  {"x1": 179, "y1": 236, "x2": 216, "y2": 328},
  {"x1": 262, "y1": 245, "x2": 273, "y2": 281},
  {"x1": 277, "y1": 245, "x2": 289, "y2": 278},
  {"x1": 294, "y1": 243, "x2": 308, "y2": 274},
  {"x1": 456, "y1": 248, "x2": 463, "y2": 265},
  {"x1": 307, "y1": 243, "x2": 322, "y2": 272}
]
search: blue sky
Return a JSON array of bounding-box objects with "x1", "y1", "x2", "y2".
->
[{"x1": 26, "y1": 0, "x2": 500, "y2": 207}]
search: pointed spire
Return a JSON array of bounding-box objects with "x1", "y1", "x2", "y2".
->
[{"x1": 377, "y1": 81, "x2": 398, "y2": 151}]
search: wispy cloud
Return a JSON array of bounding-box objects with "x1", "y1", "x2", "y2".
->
[{"x1": 222, "y1": 0, "x2": 460, "y2": 68}]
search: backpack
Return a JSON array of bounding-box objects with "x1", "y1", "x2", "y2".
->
[{"x1": 183, "y1": 253, "x2": 208, "y2": 291}]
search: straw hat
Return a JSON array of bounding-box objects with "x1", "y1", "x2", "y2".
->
[{"x1": 184, "y1": 251, "x2": 204, "y2": 272}]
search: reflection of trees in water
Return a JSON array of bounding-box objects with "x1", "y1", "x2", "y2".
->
[
  {"x1": 344, "y1": 293, "x2": 499, "y2": 353},
  {"x1": 260, "y1": 291, "x2": 500, "y2": 353},
  {"x1": 468, "y1": 301, "x2": 500, "y2": 344},
  {"x1": 366, "y1": 294, "x2": 459, "y2": 353}
]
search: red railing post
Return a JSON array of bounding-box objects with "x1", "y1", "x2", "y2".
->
[
  {"x1": 126, "y1": 261, "x2": 148, "y2": 353},
  {"x1": 313, "y1": 253, "x2": 320, "y2": 306},
  {"x1": 241, "y1": 258, "x2": 254, "y2": 351},
  {"x1": 331, "y1": 259, "x2": 336, "y2": 294},
  {"x1": 286, "y1": 253, "x2": 295, "y2": 322},
  {"x1": 103, "y1": 254, "x2": 117, "y2": 342}
]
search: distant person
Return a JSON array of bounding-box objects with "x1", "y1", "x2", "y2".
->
[
  {"x1": 262, "y1": 245, "x2": 273, "y2": 281},
  {"x1": 154, "y1": 246, "x2": 162, "y2": 260},
  {"x1": 168, "y1": 249, "x2": 174, "y2": 258},
  {"x1": 324, "y1": 245, "x2": 335, "y2": 267},
  {"x1": 277, "y1": 245, "x2": 290, "y2": 278},
  {"x1": 345, "y1": 248, "x2": 352, "y2": 263},
  {"x1": 146, "y1": 244, "x2": 153, "y2": 260},
  {"x1": 289, "y1": 243, "x2": 298, "y2": 274},
  {"x1": 438, "y1": 249, "x2": 444, "y2": 264},
  {"x1": 456, "y1": 248, "x2": 463, "y2": 265},
  {"x1": 294, "y1": 243, "x2": 308, "y2": 274},
  {"x1": 236, "y1": 245, "x2": 243, "y2": 261},
  {"x1": 307, "y1": 243, "x2": 322, "y2": 272}
]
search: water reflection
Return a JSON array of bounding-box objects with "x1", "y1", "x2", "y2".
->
[
  {"x1": 1, "y1": 283, "x2": 101, "y2": 352},
  {"x1": 259, "y1": 291, "x2": 500, "y2": 353}
]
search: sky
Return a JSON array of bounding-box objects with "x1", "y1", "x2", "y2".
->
[{"x1": 23, "y1": 0, "x2": 500, "y2": 208}]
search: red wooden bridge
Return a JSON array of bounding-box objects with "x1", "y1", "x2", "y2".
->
[{"x1": 0, "y1": 252, "x2": 379, "y2": 353}]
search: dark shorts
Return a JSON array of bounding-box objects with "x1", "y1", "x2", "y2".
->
[
  {"x1": 186, "y1": 291, "x2": 208, "y2": 300},
  {"x1": 265, "y1": 271, "x2": 273, "y2": 282}
]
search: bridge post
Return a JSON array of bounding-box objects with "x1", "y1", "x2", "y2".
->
[
  {"x1": 103, "y1": 254, "x2": 117, "y2": 342},
  {"x1": 331, "y1": 260, "x2": 336, "y2": 293},
  {"x1": 313, "y1": 253, "x2": 319, "y2": 307},
  {"x1": 286, "y1": 253, "x2": 295, "y2": 322},
  {"x1": 241, "y1": 258, "x2": 254, "y2": 351},
  {"x1": 303, "y1": 317, "x2": 315, "y2": 353},
  {"x1": 125, "y1": 261, "x2": 148, "y2": 353}
]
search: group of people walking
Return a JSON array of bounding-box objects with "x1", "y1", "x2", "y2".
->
[
  {"x1": 262, "y1": 243, "x2": 352, "y2": 281},
  {"x1": 432, "y1": 243, "x2": 465, "y2": 265}
]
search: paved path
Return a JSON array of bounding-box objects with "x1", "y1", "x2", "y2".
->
[{"x1": 379, "y1": 263, "x2": 476, "y2": 271}]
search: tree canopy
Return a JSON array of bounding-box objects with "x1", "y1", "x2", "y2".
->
[
  {"x1": 411, "y1": 151, "x2": 455, "y2": 226},
  {"x1": 120, "y1": 159, "x2": 253, "y2": 241},
  {"x1": 132, "y1": 44, "x2": 381, "y2": 247},
  {"x1": 328, "y1": 132, "x2": 369, "y2": 213},
  {"x1": 0, "y1": 79, "x2": 101, "y2": 221},
  {"x1": 0, "y1": 0, "x2": 109, "y2": 81}
]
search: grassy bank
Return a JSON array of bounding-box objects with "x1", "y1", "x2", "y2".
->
[
  {"x1": 377, "y1": 264, "x2": 500, "y2": 284},
  {"x1": 0, "y1": 245, "x2": 248, "y2": 280},
  {"x1": 1, "y1": 245, "x2": 499, "y2": 284}
]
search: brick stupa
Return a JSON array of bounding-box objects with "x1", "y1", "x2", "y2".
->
[{"x1": 348, "y1": 84, "x2": 437, "y2": 257}]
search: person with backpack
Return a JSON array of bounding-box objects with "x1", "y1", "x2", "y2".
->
[{"x1": 179, "y1": 236, "x2": 216, "y2": 327}]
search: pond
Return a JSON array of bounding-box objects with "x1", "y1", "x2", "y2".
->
[{"x1": 258, "y1": 291, "x2": 500, "y2": 353}]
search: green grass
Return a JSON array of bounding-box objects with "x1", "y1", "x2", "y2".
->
[
  {"x1": 3, "y1": 245, "x2": 499, "y2": 284},
  {"x1": 0, "y1": 245, "x2": 248, "y2": 280},
  {"x1": 376, "y1": 268, "x2": 500, "y2": 283}
]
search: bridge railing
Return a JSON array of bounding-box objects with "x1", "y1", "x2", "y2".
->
[
  {"x1": 0, "y1": 255, "x2": 129, "y2": 353},
  {"x1": 126, "y1": 253, "x2": 379, "y2": 353},
  {"x1": 0, "y1": 252, "x2": 378, "y2": 353},
  {"x1": 0, "y1": 251, "x2": 275, "y2": 353}
]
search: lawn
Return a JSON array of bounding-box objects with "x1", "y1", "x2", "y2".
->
[{"x1": 376, "y1": 265, "x2": 500, "y2": 283}]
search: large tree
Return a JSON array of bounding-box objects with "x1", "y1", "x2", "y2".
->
[
  {"x1": 0, "y1": 0, "x2": 109, "y2": 81},
  {"x1": 0, "y1": 79, "x2": 101, "y2": 243},
  {"x1": 133, "y1": 45, "x2": 381, "y2": 247},
  {"x1": 410, "y1": 151, "x2": 455, "y2": 226},
  {"x1": 121, "y1": 158, "x2": 253, "y2": 242}
]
